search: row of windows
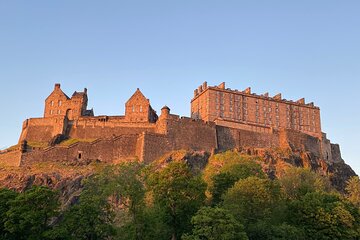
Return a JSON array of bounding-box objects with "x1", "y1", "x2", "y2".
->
[
  {"x1": 50, "y1": 109, "x2": 61, "y2": 115},
  {"x1": 132, "y1": 105, "x2": 144, "y2": 113},
  {"x1": 50, "y1": 100, "x2": 62, "y2": 107}
]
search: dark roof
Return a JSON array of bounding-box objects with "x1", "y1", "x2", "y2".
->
[{"x1": 72, "y1": 91, "x2": 86, "y2": 98}]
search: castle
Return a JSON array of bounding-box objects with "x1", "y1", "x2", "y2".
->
[{"x1": 0, "y1": 82, "x2": 343, "y2": 167}]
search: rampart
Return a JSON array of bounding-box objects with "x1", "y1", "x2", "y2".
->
[{"x1": 1, "y1": 83, "x2": 344, "y2": 167}]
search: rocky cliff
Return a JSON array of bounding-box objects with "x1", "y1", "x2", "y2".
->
[{"x1": 0, "y1": 147, "x2": 357, "y2": 204}]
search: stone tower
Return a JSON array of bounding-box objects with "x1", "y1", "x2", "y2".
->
[{"x1": 125, "y1": 88, "x2": 158, "y2": 122}]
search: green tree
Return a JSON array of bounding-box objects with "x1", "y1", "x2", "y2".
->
[
  {"x1": 182, "y1": 207, "x2": 248, "y2": 240},
  {"x1": 288, "y1": 191, "x2": 360, "y2": 239},
  {"x1": 52, "y1": 174, "x2": 115, "y2": 240},
  {"x1": 106, "y1": 162, "x2": 147, "y2": 240},
  {"x1": 147, "y1": 161, "x2": 207, "y2": 240},
  {"x1": 210, "y1": 172, "x2": 238, "y2": 206},
  {"x1": 210, "y1": 160, "x2": 266, "y2": 206},
  {"x1": 222, "y1": 177, "x2": 280, "y2": 226},
  {"x1": 246, "y1": 221, "x2": 305, "y2": 240},
  {"x1": 346, "y1": 176, "x2": 360, "y2": 208},
  {"x1": 0, "y1": 188, "x2": 18, "y2": 239},
  {"x1": 279, "y1": 167, "x2": 331, "y2": 200},
  {"x1": 4, "y1": 186, "x2": 59, "y2": 240}
]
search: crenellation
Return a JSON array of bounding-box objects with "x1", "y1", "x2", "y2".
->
[
  {"x1": 0, "y1": 81, "x2": 341, "y2": 167},
  {"x1": 191, "y1": 82, "x2": 322, "y2": 139}
]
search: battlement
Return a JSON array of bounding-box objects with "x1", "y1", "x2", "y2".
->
[
  {"x1": 191, "y1": 82, "x2": 322, "y2": 138},
  {"x1": 193, "y1": 81, "x2": 319, "y2": 109},
  {"x1": 2, "y1": 81, "x2": 335, "y2": 167}
]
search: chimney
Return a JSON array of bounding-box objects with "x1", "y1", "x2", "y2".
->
[
  {"x1": 202, "y1": 81, "x2": 208, "y2": 90},
  {"x1": 244, "y1": 87, "x2": 251, "y2": 94},
  {"x1": 218, "y1": 82, "x2": 225, "y2": 89},
  {"x1": 84, "y1": 88, "x2": 87, "y2": 94},
  {"x1": 274, "y1": 93, "x2": 282, "y2": 100},
  {"x1": 54, "y1": 83, "x2": 61, "y2": 90},
  {"x1": 194, "y1": 89, "x2": 199, "y2": 97},
  {"x1": 296, "y1": 98, "x2": 305, "y2": 104},
  {"x1": 198, "y1": 85, "x2": 203, "y2": 93}
]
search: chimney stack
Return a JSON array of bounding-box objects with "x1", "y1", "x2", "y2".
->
[
  {"x1": 218, "y1": 82, "x2": 225, "y2": 89},
  {"x1": 54, "y1": 83, "x2": 61, "y2": 90}
]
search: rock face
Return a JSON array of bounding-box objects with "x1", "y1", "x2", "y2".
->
[
  {"x1": 0, "y1": 147, "x2": 356, "y2": 205},
  {"x1": 0, "y1": 172, "x2": 87, "y2": 207}
]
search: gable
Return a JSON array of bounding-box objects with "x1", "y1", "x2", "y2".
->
[
  {"x1": 125, "y1": 88, "x2": 149, "y2": 106},
  {"x1": 45, "y1": 88, "x2": 70, "y2": 102}
]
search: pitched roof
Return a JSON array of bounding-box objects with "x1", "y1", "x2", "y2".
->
[{"x1": 125, "y1": 88, "x2": 149, "y2": 105}]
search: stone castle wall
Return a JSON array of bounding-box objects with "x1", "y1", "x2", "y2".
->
[
  {"x1": 21, "y1": 134, "x2": 140, "y2": 166},
  {"x1": 0, "y1": 150, "x2": 22, "y2": 167},
  {"x1": 19, "y1": 117, "x2": 67, "y2": 143},
  {"x1": 68, "y1": 117, "x2": 157, "y2": 139},
  {"x1": 1, "y1": 83, "x2": 343, "y2": 167}
]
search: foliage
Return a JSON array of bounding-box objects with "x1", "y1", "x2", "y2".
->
[
  {"x1": 346, "y1": 176, "x2": 360, "y2": 207},
  {"x1": 223, "y1": 176, "x2": 280, "y2": 226},
  {"x1": 59, "y1": 138, "x2": 96, "y2": 146},
  {"x1": 182, "y1": 207, "x2": 248, "y2": 240},
  {"x1": 246, "y1": 221, "x2": 305, "y2": 240},
  {"x1": 0, "y1": 152, "x2": 359, "y2": 240},
  {"x1": 287, "y1": 191, "x2": 360, "y2": 240},
  {"x1": 0, "y1": 188, "x2": 18, "y2": 239},
  {"x1": 147, "y1": 161, "x2": 207, "y2": 240},
  {"x1": 203, "y1": 151, "x2": 261, "y2": 184},
  {"x1": 51, "y1": 174, "x2": 116, "y2": 240},
  {"x1": 279, "y1": 167, "x2": 332, "y2": 200},
  {"x1": 4, "y1": 186, "x2": 60, "y2": 240},
  {"x1": 210, "y1": 172, "x2": 238, "y2": 205}
]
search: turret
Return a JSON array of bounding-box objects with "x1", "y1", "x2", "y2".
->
[{"x1": 160, "y1": 106, "x2": 171, "y2": 120}]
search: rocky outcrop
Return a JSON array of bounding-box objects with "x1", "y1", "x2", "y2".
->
[{"x1": 0, "y1": 172, "x2": 88, "y2": 207}]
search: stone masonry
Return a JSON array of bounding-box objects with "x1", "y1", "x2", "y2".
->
[{"x1": 0, "y1": 82, "x2": 343, "y2": 167}]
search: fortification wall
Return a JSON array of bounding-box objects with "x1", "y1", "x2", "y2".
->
[
  {"x1": 0, "y1": 150, "x2": 22, "y2": 167},
  {"x1": 21, "y1": 134, "x2": 139, "y2": 165},
  {"x1": 161, "y1": 116, "x2": 217, "y2": 151},
  {"x1": 140, "y1": 132, "x2": 171, "y2": 163},
  {"x1": 284, "y1": 130, "x2": 321, "y2": 157},
  {"x1": 68, "y1": 118, "x2": 156, "y2": 139},
  {"x1": 19, "y1": 118, "x2": 66, "y2": 143},
  {"x1": 216, "y1": 126, "x2": 279, "y2": 150},
  {"x1": 215, "y1": 119, "x2": 273, "y2": 134}
]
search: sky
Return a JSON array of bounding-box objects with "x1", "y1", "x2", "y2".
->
[{"x1": 0, "y1": 1, "x2": 359, "y2": 174}]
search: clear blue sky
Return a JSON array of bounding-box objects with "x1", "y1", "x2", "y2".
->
[{"x1": 0, "y1": 1, "x2": 359, "y2": 174}]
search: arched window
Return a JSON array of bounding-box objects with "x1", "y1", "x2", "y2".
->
[
  {"x1": 50, "y1": 101, "x2": 54, "y2": 106},
  {"x1": 58, "y1": 100, "x2": 62, "y2": 106}
]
